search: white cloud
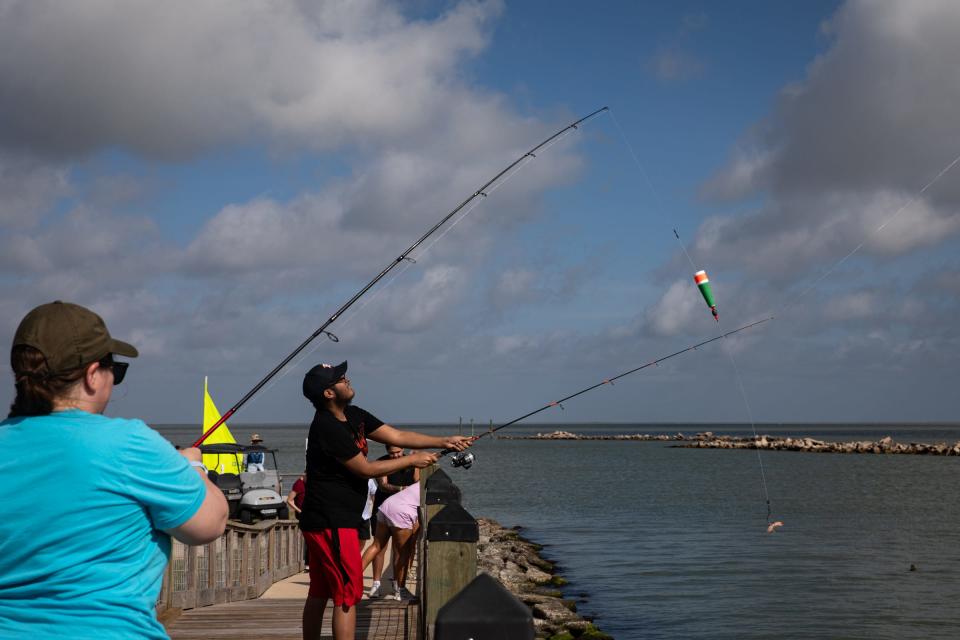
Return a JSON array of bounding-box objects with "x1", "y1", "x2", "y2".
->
[
  {"x1": 0, "y1": 0, "x2": 503, "y2": 159},
  {"x1": 699, "y1": 146, "x2": 772, "y2": 202},
  {"x1": 182, "y1": 118, "x2": 584, "y2": 276},
  {"x1": 377, "y1": 264, "x2": 468, "y2": 333},
  {"x1": 696, "y1": 0, "x2": 960, "y2": 278},
  {"x1": 691, "y1": 190, "x2": 960, "y2": 281},
  {"x1": 823, "y1": 290, "x2": 879, "y2": 321},
  {"x1": 0, "y1": 152, "x2": 71, "y2": 228},
  {"x1": 492, "y1": 268, "x2": 539, "y2": 303},
  {"x1": 647, "y1": 48, "x2": 704, "y2": 82},
  {"x1": 645, "y1": 10, "x2": 708, "y2": 83},
  {"x1": 643, "y1": 279, "x2": 701, "y2": 336},
  {"x1": 860, "y1": 192, "x2": 960, "y2": 254},
  {"x1": 0, "y1": 205, "x2": 159, "y2": 278}
]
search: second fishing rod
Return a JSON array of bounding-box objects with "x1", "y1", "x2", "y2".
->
[{"x1": 439, "y1": 316, "x2": 774, "y2": 469}]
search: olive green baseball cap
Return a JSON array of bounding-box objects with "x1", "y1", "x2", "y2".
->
[{"x1": 13, "y1": 301, "x2": 138, "y2": 374}]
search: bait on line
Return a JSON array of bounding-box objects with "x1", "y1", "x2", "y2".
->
[{"x1": 608, "y1": 108, "x2": 960, "y2": 535}]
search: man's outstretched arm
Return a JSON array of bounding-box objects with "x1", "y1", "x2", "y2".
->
[
  {"x1": 340, "y1": 449, "x2": 437, "y2": 480},
  {"x1": 368, "y1": 424, "x2": 473, "y2": 452}
]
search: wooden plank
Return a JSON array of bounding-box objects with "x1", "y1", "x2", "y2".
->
[{"x1": 167, "y1": 597, "x2": 416, "y2": 640}]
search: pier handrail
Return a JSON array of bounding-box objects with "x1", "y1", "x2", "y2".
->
[{"x1": 157, "y1": 518, "x2": 304, "y2": 619}]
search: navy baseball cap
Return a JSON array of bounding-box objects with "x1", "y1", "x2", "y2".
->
[{"x1": 303, "y1": 361, "x2": 348, "y2": 401}]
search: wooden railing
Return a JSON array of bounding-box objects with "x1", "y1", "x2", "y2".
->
[{"x1": 157, "y1": 518, "x2": 304, "y2": 615}]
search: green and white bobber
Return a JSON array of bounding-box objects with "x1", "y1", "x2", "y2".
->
[{"x1": 693, "y1": 270, "x2": 719, "y2": 322}]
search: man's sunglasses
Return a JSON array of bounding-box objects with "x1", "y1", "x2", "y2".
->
[
  {"x1": 325, "y1": 375, "x2": 347, "y2": 389},
  {"x1": 99, "y1": 357, "x2": 129, "y2": 385}
]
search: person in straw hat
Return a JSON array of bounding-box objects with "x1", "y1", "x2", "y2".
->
[{"x1": 247, "y1": 432, "x2": 266, "y2": 471}]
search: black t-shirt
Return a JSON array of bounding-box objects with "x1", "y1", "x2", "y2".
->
[
  {"x1": 373, "y1": 453, "x2": 416, "y2": 509},
  {"x1": 300, "y1": 405, "x2": 383, "y2": 530}
]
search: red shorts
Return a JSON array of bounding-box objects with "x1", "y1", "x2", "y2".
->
[{"x1": 303, "y1": 528, "x2": 363, "y2": 606}]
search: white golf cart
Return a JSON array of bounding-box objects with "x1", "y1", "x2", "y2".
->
[{"x1": 198, "y1": 443, "x2": 290, "y2": 524}]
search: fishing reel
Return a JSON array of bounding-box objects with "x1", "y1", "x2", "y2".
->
[{"x1": 449, "y1": 451, "x2": 476, "y2": 470}]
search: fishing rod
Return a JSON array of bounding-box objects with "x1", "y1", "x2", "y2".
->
[
  {"x1": 193, "y1": 106, "x2": 610, "y2": 448},
  {"x1": 442, "y1": 316, "x2": 774, "y2": 468}
]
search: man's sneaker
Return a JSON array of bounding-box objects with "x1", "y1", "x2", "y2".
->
[
  {"x1": 367, "y1": 580, "x2": 381, "y2": 598},
  {"x1": 394, "y1": 587, "x2": 414, "y2": 601}
]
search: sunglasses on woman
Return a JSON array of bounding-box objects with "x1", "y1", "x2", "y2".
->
[{"x1": 99, "y1": 357, "x2": 129, "y2": 385}]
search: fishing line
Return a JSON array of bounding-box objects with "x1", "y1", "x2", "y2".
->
[
  {"x1": 677, "y1": 223, "x2": 776, "y2": 526},
  {"x1": 194, "y1": 107, "x2": 609, "y2": 444},
  {"x1": 722, "y1": 341, "x2": 772, "y2": 522},
  {"x1": 607, "y1": 109, "x2": 698, "y2": 272},
  {"x1": 247, "y1": 125, "x2": 587, "y2": 403},
  {"x1": 773, "y1": 151, "x2": 960, "y2": 321},
  {"x1": 608, "y1": 107, "x2": 777, "y2": 528}
]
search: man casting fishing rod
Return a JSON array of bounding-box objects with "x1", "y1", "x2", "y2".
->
[{"x1": 299, "y1": 360, "x2": 471, "y2": 640}]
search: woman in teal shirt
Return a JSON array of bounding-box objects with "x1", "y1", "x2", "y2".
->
[{"x1": 0, "y1": 301, "x2": 228, "y2": 638}]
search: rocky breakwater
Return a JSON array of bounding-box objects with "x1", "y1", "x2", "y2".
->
[
  {"x1": 503, "y1": 430, "x2": 684, "y2": 441},
  {"x1": 478, "y1": 518, "x2": 611, "y2": 640},
  {"x1": 504, "y1": 430, "x2": 960, "y2": 455},
  {"x1": 679, "y1": 432, "x2": 960, "y2": 455}
]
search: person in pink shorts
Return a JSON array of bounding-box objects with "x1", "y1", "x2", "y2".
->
[{"x1": 360, "y1": 482, "x2": 421, "y2": 600}]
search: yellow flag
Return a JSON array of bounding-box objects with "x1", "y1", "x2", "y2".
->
[{"x1": 201, "y1": 377, "x2": 242, "y2": 475}]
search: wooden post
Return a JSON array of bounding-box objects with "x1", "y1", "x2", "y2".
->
[
  {"x1": 420, "y1": 467, "x2": 477, "y2": 640},
  {"x1": 417, "y1": 463, "x2": 435, "y2": 637},
  {"x1": 184, "y1": 544, "x2": 197, "y2": 610}
]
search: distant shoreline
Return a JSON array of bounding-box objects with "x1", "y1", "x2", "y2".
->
[{"x1": 502, "y1": 430, "x2": 960, "y2": 456}]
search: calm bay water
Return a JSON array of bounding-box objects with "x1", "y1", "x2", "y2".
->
[{"x1": 157, "y1": 423, "x2": 960, "y2": 639}]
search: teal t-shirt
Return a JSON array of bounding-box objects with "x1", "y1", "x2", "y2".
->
[{"x1": 0, "y1": 410, "x2": 206, "y2": 639}]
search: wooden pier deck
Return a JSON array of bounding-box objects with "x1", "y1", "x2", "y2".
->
[
  {"x1": 161, "y1": 466, "x2": 474, "y2": 640},
  {"x1": 167, "y1": 545, "x2": 419, "y2": 640},
  {"x1": 165, "y1": 594, "x2": 416, "y2": 639}
]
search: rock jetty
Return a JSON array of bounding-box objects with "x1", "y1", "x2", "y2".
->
[
  {"x1": 502, "y1": 430, "x2": 683, "y2": 441},
  {"x1": 505, "y1": 430, "x2": 960, "y2": 455},
  {"x1": 678, "y1": 432, "x2": 960, "y2": 455},
  {"x1": 478, "y1": 518, "x2": 611, "y2": 640}
]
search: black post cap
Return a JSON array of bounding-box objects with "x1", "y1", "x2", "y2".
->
[
  {"x1": 426, "y1": 502, "x2": 478, "y2": 542},
  {"x1": 435, "y1": 573, "x2": 534, "y2": 640},
  {"x1": 425, "y1": 468, "x2": 462, "y2": 505}
]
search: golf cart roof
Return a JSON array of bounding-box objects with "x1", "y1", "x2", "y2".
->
[{"x1": 198, "y1": 443, "x2": 278, "y2": 454}]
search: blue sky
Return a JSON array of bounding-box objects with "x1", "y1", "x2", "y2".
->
[{"x1": 2, "y1": 0, "x2": 958, "y2": 427}]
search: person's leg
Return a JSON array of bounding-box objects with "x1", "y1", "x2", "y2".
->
[
  {"x1": 302, "y1": 533, "x2": 329, "y2": 640},
  {"x1": 390, "y1": 526, "x2": 417, "y2": 588},
  {"x1": 371, "y1": 542, "x2": 387, "y2": 583},
  {"x1": 303, "y1": 528, "x2": 363, "y2": 639},
  {"x1": 331, "y1": 603, "x2": 356, "y2": 640},
  {"x1": 389, "y1": 539, "x2": 399, "y2": 577},
  {"x1": 302, "y1": 597, "x2": 327, "y2": 640},
  {"x1": 330, "y1": 528, "x2": 364, "y2": 640},
  {"x1": 400, "y1": 522, "x2": 419, "y2": 587},
  {"x1": 361, "y1": 518, "x2": 391, "y2": 570}
]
